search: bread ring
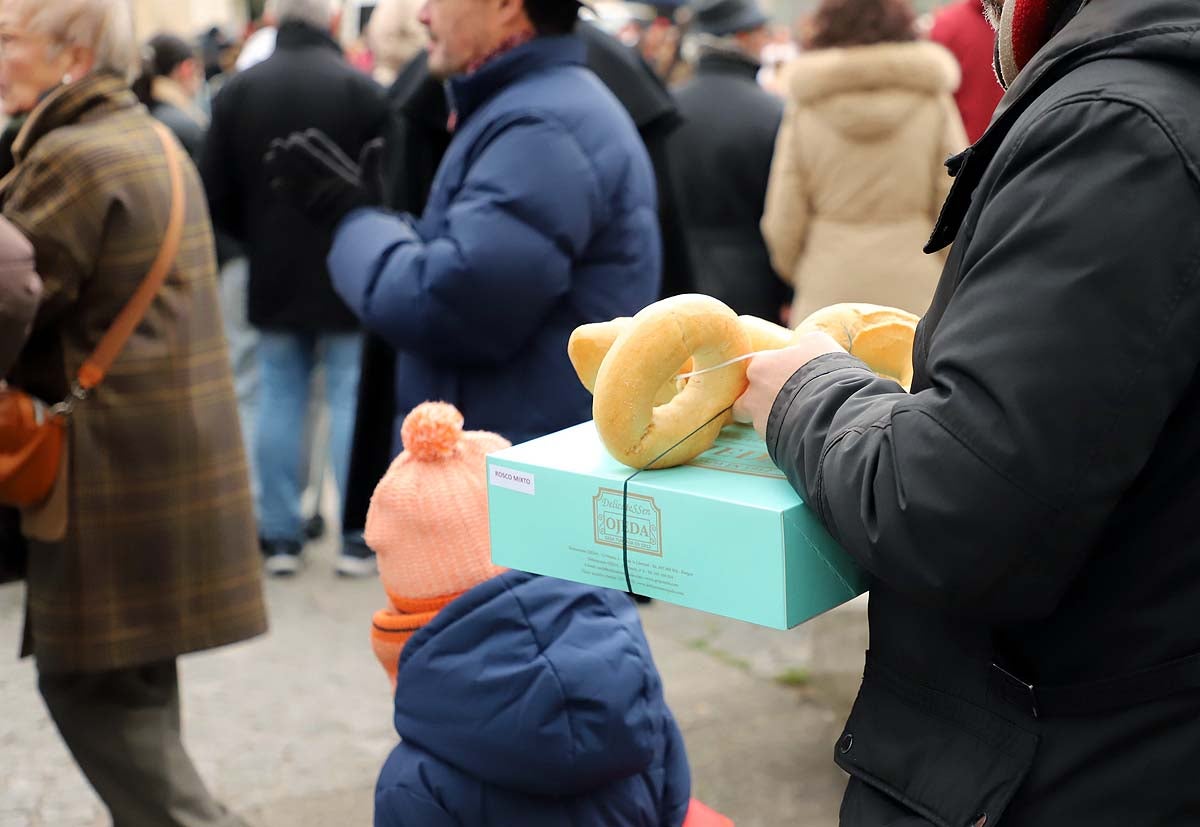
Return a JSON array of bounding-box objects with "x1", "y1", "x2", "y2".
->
[
  {"x1": 568, "y1": 317, "x2": 632, "y2": 394},
  {"x1": 571, "y1": 315, "x2": 793, "y2": 398},
  {"x1": 739, "y1": 315, "x2": 795, "y2": 352},
  {"x1": 793, "y1": 303, "x2": 919, "y2": 390},
  {"x1": 569, "y1": 317, "x2": 686, "y2": 406},
  {"x1": 593, "y1": 295, "x2": 751, "y2": 469}
]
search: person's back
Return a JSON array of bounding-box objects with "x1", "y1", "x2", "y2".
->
[
  {"x1": 762, "y1": 35, "x2": 966, "y2": 322},
  {"x1": 365, "y1": 403, "x2": 691, "y2": 826},
  {"x1": 136, "y1": 33, "x2": 209, "y2": 161},
  {"x1": 673, "y1": 59, "x2": 781, "y2": 292},
  {"x1": 201, "y1": 1, "x2": 388, "y2": 576},
  {"x1": 669, "y1": 0, "x2": 788, "y2": 323},
  {"x1": 575, "y1": 20, "x2": 688, "y2": 302},
  {"x1": 929, "y1": 0, "x2": 1005, "y2": 143},
  {"x1": 148, "y1": 95, "x2": 205, "y2": 159},
  {"x1": 202, "y1": 19, "x2": 386, "y2": 333}
]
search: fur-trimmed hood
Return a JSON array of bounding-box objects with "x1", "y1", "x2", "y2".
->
[{"x1": 789, "y1": 41, "x2": 961, "y2": 138}]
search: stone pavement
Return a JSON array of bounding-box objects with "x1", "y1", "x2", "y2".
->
[{"x1": 0, "y1": 533, "x2": 868, "y2": 827}]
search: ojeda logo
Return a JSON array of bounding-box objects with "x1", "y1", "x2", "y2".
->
[{"x1": 593, "y1": 488, "x2": 662, "y2": 556}]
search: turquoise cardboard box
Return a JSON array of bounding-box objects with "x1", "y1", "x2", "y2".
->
[{"x1": 486, "y1": 421, "x2": 867, "y2": 630}]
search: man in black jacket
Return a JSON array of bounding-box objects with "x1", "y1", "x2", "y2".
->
[
  {"x1": 200, "y1": 0, "x2": 387, "y2": 578},
  {"x1": 667, "y1": 0, "x2": 789, "y2": 323},
  {"x1": 735, "y1": 0, "x2": 1200, "y2": 823}
]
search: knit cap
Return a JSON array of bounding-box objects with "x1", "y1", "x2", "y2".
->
[{"x1": 367, "y1": 402, "x2": 510, "y2": 683}]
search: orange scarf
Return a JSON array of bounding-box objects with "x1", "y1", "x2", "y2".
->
[{"x1": 371, "y1": 592, "x2": 460, "y2": 686}]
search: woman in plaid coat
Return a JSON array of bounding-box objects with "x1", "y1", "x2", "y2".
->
[{"x1": 0, "y1": 1, "x2": 266, "y2": 824}]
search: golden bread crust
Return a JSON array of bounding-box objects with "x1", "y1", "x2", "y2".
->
[
  {"x1": 794, "y1": 302, "x2": 918, "y2": 389},
  {"x1": 593, "y1": 295, "x2": 751, "y2": 469}
]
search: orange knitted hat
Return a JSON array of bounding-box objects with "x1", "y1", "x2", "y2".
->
[{"x1": 366, "y1": 402, "x2": 510, "y2": 681}]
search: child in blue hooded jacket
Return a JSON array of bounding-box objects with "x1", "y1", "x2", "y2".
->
[{"x1": 366, "y1": 402, "x2": 693, "y2": 826}]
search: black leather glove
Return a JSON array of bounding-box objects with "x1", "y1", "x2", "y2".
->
[{"x1": 265, "y1": 128, "x2": 386, "y2": 228}]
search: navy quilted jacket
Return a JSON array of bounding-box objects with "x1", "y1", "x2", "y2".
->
[
  {"x1": 374, "y1": 571, "x2": 690, "y2": 826},
  {"x1": 328, "y1": 36, "x2": 660, "y2": 446}
]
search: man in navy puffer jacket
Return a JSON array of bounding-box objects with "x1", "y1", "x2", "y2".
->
[{"x1": 265, "y1": 0, "x2": 661, "y2": 447}]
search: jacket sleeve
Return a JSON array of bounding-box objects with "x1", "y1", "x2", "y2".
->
[
  {"x1": 660, "y1": 710, "x2": 693, "y2": 827},
  {"x1": 761, "y1": 100, "x2": 809, "y2": 285},
  {"x1": 198, "y1": 84, "x2": 243, "y2": 242},
  {"x1": 0, "y1": 216, "x2": 39, "y2": 376},
  {"x1": 766, "y1": 98, "x2": 1200, "y2": 623},
  {"x1": 374, "y1": 742, "x2": 463, "y2": 827},
  {"x1": 1, "y1": 142, "x2": 100, "y2": 329},
  {"x1": 328, "y1": 116, "x2": 601, "y2": 366}
]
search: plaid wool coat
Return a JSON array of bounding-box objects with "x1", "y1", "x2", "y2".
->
[{"x1": 1, "y1": 73, "x2": 267, "y2": 673}]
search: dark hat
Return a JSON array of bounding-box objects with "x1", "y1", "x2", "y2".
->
[{"x1": 692, "y1": 0, "x2": 769, "y2": 35}]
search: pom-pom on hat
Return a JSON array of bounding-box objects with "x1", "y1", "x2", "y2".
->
[{"x1": 366, "y1": 402, "x2": 511, "y2": 608}]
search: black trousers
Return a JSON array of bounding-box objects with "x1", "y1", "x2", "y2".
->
[{"x1": 37, "y1": 659, "x2": 246, "y2": 827}]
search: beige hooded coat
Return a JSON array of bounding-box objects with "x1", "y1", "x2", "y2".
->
[{"x1": 762, "y1": 41, "x2": 968, "y2": 323}]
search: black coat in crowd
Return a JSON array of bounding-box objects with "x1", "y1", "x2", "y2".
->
[
  {"x1": 341, "y1": 25, "x2": 683, "y2": 537},
  {"x1": 669, "y1": 50, "x2": 789, "y2": 323},
  {"x1": 200, "y1": 21, "x2": 387, "y2": 332},
  {"x1": 577, "y1": 22, "x2": 689, "y2": 301},
  {"x1": 148, "y1": 100, "x2": 205, "y2": 161},
  {"x1": 768, "y1": 1, "x2": 1200, "y2": 824},
  {"x1": 341, "y1": 51, "x2": 449, "y2": 537}
]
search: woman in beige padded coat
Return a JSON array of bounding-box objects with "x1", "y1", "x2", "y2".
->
[{"x1": 762, "y1": 0, "x2": 968, "y2": 323}]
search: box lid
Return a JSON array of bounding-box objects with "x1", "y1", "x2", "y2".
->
[{"x1": 492, "y1": 422, "x2": 805, "y2": 511}]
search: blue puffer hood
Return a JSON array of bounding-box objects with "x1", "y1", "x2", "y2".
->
[{"x1": 393, "y1": 571, "x2": 666, "y2": 797}]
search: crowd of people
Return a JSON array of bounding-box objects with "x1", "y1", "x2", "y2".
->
[{"x1": 3, "y1": 0, "x2": 1200, "y2": 825}]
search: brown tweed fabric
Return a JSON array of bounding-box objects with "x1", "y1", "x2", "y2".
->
[{"x1": 1, "y1": 73, "x2": 267, "y2": 673}]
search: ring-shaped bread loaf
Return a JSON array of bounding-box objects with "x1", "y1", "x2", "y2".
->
[
  {"x1": 568, "y1": 317, "x2": 631, "y2": 395},
  {"x1": 570, "y1": 314, "x2": 795, "y2": 407},
  {"x1": 569, "y1": 317, "x2": 686, "y2": 406},
  {"x1": 793, "y1": 303, "x2": 919, "y2": 390},
  {"x1": 739, "y1": 315, "x2": 795, "y2": 352},
  {"x1": 592, "y1": 295, "x2": 751, "y2": 469}
]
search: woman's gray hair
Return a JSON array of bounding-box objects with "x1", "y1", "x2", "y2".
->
[
  {"x1": 12, "y1": 0, "x2": 138, "y2": 79},
  {"x1": 273, "y1": 0, "x2": 339, "y2": 30}
]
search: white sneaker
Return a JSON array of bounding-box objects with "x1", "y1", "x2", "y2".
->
[
  {"x1": 262, "y1": 541, "x2": 303, "y2": 577},
  {"x1": 336, "y1": 548, "x2": 378, "y2": 578}
]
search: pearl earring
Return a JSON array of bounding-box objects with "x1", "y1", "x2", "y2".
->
[{"x1": 61, "y1": 73, "x2": 73, "y2": 85}]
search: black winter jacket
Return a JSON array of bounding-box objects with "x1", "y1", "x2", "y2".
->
[
  {"x1": 669, "y1": 51, "x2": 789, "y2": 323},
  {"x1": 768, "y1": 1, "x2": 1200, "y2": 824},
  {"x1": 200, "y1": 22, "x2": 387, "y2": 331}
]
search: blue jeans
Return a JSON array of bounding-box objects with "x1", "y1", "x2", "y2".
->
[
  {"x1": 218, "y1": 258, "x2": 259, "y2": 497},
  {"x1": 255, "y1": 331, "x2": 362, "y2": 545}
]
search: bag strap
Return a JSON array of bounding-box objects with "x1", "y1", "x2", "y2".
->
[{"x1": 75, "y1": 121, "x2": 186, "y2": 392}]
